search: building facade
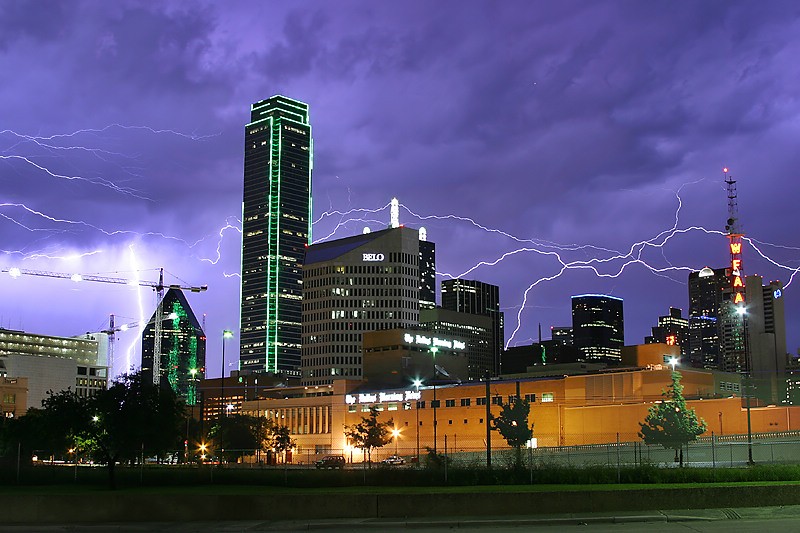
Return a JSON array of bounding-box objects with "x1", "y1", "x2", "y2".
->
[
  {"x1": 418, "y1": 233, "x2": 436, "y2": 310},
  {"x1": 419, "y1": 307, "x2": 492, "y2": 380},
  {"x1": 362, "y1": 328, "x2": 469, "y2": 388},
  {"x1": 745, "y1": 275, "x2": 787, "y2": 403},
  {"x1": 441, "y1": 279, "x2": 504, "y2": 376},
  {"x1": 240, "y1": 96, "x2": 312, "y2": 375},
  {"x1": 0, "y1": 328, "x2": 107, "y2": 410},
  {"x1": 301, "y1": 227, "x2": 421, "y2": 385},
  {"x1": 0, "y1": 377, "x2": 27, "y2": 418},
  {"x1": 571, "y1": 294, "x2": 624, "y2": 364},
  {"x1": 645, "y1": 307, "x2": 689, "y2": 358},
  {"x1": 688, "y1": 267, "x2": 728, "y2": 369},
  {"x1": 141, "y1": 289, "x2": 206, "y2": 405},
  {"x1": 240, "y1": 366, "x2": 792, "y2": 464}
]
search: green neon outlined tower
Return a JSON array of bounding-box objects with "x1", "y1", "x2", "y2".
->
[{"x1": 240, "y1": 96, "x2": 312, "y2": 375}]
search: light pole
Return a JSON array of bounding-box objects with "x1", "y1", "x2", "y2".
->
[
  {"x1": 737, "y1": 305, "x2": 754, "y2": 465},
  {"x1": 413, "y1": 379, "x2": 422, "y2": 461},
  {"x1": 221, "y1": 329, "x2": 233, "y2": 417},
  {"x1": 185, "y1": 368, "x2": 198, "y2": 462},
  {"x1": 392, "y1": 428, "x2": 400, "y2": 456},
  {"x1": 430, "y1": 347, "x2": 439, "y2": 456}
]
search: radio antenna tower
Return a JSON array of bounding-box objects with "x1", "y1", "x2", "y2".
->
[{"x1": 724, "y1": 167, "x2": 740, "y2": 235}]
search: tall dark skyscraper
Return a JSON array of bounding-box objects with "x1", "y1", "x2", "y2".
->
[
  {"x1": 141, "y1": 289, "x2": 206, "y2": 405},
  {"x1": 240, "y1": 96, "x2": 312, "y2": 375},
  {"x1": 688, "y1": 267, "x2": 728, "y2": 369},
  {"x1": 441, "y1": 279, "x2": 504, "y2": 376},
  {"x1": 418, "y1": 227, "x2": 436, "y2": 309},
  {"x1": 571, "y1": 294, "x2": 624, "y2": 364}
]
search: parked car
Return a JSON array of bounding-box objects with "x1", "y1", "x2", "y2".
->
[
  {"x1": 381, "y1": 455, "x2": 405, "y2": 466},
  {"x1": 315, "y1": 455, "x2": 346, "y2": 469}
]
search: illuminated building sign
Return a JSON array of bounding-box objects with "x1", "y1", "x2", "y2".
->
[
  {"x1": 774, "y1": 289, "x2": 782, "y2": 299},
  {"x1": 362, "y1": 253, "x2": 385, "y2": 262},
  {"x1": 729, "y1": 240, "x2": 745, "y2": 306},
  {"x1": 345, "y1": 390, "x2": 422, "y2": 405},
  {"x1": 666, "y1": 335, "x2": 677, "y2": 346},
  {"x1": 403, "y1": 333, "x2": 466, "y2": 351}
]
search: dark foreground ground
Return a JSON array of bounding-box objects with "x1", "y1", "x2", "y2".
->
[
  {"x1": 1, "y1": 505, "x2": 800, "y2": 532},
  {"x1": 2, "y1": 482, "x2": 800, "y2": 528}
]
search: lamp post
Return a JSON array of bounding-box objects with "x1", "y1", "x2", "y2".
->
[
  {"x1": 413, "y1": 379, "x2": 422, "y2": 461},
  {"x1": 392, "y1": 428, "x2": 400, "y2": 456},
  {"x1": 737, "y1": 305, "x2": 754, "y2": 465},
  {"x1": 430, "y1": 346, "x2": 439, "y2": 456},
  {"x1": 221, "y1": 329, "x2": 233, "y2": 417},
  {"x1": 186, "y1": 368, "x2": 197, "y2": 462}
]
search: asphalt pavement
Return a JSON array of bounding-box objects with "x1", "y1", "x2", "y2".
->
[{"x1": 2, "y1": 505, "x2": 800, "y2": 533}]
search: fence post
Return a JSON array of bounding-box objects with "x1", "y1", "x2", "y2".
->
[
  {"x1": 444, "y1": 435, "x2": 448, "y2": 484},
  {"x1": 616, "y1": 433, "x2": 620, "y2": 483},
  {"x1": 529, "y1": 444, "x2": 533, "y2": 484},
  {"x1": 711, "y1": 432, "x2": 716, "y2": 468}
]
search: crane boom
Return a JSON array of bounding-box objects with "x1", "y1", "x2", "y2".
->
[
  {"x1": 2, "y1": 267, "x2": 208, "y2": 293},
  {"x1": 3, "y1": 266, "x2": 207, "y2": 384}
]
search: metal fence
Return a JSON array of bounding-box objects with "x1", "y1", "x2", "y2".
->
[{"x1": 168, "y1": 430, "x2": 800, "y2": 469}]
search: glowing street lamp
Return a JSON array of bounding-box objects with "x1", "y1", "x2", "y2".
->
[
  {"x1": 668, "y1": 357, "x2": 679, "y2": 372},
  {"x1": 221, "y1": 329, "x2": 233, "y2": 417},
  {"x1": 392, "y1": 428, "x2": 401, "y2": 455}
]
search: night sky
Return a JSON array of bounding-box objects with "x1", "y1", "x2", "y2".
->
[{"x1": 2, "y1": 1, "x2": 799, "y2": 378}]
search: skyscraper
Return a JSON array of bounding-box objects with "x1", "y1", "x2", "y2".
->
[
  {"x1": 240, "y1": 96, "x2": 312, "y2": 375},
  {"x1": 745, "y1": 275, "x2": 787, "y2": 403},
  {"x1": 441, "y1": 279, "x2": 504, "y2": 376},
  {"x1": 418, "y1": 228, "x2": 436, "y2": 309},
  {"x1": 571, "y1": 294, "x2": 624, "y2": 364},
  {"x1": 141, "y1": 289, "x2": 206, "y2": 405},
  {"x1": 301, "y1": 226, "x2": 420, "y2": 385},
  {"x1": 688, "y1": 267, "x2": 727, "y2": 369},
  {"x1": 645, "y1": 307, "x2": 689, "y2": 358}
]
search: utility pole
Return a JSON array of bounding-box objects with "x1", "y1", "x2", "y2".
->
[{"x1": 485, "y1": 371, "x2": 491, "y2": 469}]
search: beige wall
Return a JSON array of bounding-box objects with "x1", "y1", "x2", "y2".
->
[{"x1": 241, "y1": 368, "x2": 800, "y2": 462}]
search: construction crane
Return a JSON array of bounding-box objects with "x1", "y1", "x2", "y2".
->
[
  {"x1": 2, "y1": 267, "x2": 207, "y2": 383},
  {"x1": 95, "y1": 314, "x2": 140, "y2": 375}
]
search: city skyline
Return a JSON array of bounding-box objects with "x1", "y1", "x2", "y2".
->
[{"x1": 1, "y1": 2, "x2": 799, "y2": 379}]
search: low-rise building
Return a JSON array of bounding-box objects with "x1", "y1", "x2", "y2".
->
[{"x1": 241, "y1": 365, "x2": 798, "y2": 464}]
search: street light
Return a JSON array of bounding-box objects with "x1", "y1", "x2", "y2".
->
[
  {"x1": 430, "y1": 346, "x2": 439, "y2": 456},
  {"x1": 413, "y1": 378, "x2": 422, "y2": 461},
  {"x1": 738, "y1": 306, "x2": 754, "y2": 465},
  {"x1": 221, "y1": 329, "x2": 233, "y2": 417},
  {"x1": 392, "y1": 428, "x2": 400, "y2": 456},
  {"x1": 668, "y1": 357, "x2": 679, "y2": 372}
]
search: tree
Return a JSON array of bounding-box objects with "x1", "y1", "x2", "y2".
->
[
  {"x1": 208, "y1": 414, "x2": 272, "y2": 463},
  {"x1": 490, "y1": 397, "x2": 534, "y2": 469},
  {"x1": 0, "y1": 390, "x2": 90, "y2": 463},
  {"x1": 639, "y1": 371, "x2": 707, "y2": 466},
  {"x1": 87, "y1": 372, "x2": 185, "y2": 488},
  {"x1": 344, "y1": 406, "x2": 393, "y2": 466},
  {"x1": 0, "y1": 372, "x2": 184, "y2": 489},
  {"x1": 270, "y1": 424, "x2": 295, "y2": 464}
]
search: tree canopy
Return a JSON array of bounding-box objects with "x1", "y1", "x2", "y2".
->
[
  {"x1": 0, "y1": 371, "x2": 185, "y2": 489},
  {"x1": 490, "y1": 397, "x2": 534, "y2": 469},
  {"x1": 344, "y1": 406, "x2": 393, "y2": 465},
  {"x1": 639, "y1": 371, "x2": 707, "y2": 466}
]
